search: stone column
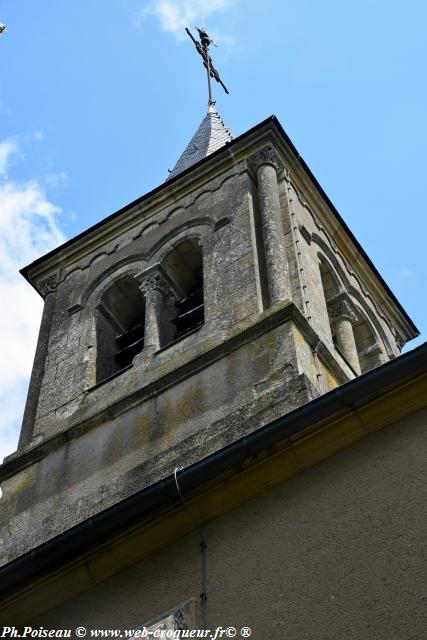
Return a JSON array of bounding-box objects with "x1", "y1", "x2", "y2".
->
[
  {"x1": 18, "y1": 274, "x2": 58, "y2": 451},
  {"x1": 249, "y1": 145, "x2": 290, "y2": 306},
  {"x1": 327, "y1": 295, "x2": 361, "y2": 375},
  {"x1": 136, "y1": 264, "x2": 177, "y2": 354}
]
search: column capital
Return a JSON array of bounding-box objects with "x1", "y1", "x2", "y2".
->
[
  {"x1": 135, "y1": 263, "x2": 179, "y2": 299},
  {"x1": 248, "y1": 145, "x2": 284, "y2": 178},
  {"x1": 327, "y1": 293, "x2": 359, "y2": 325}
]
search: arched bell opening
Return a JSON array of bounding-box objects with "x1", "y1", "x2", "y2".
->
[
  {"x1": 353, "y1": 319, "x2": 384, "y2": 373},
  {"x1": 96, "y1": 276, "x2": 145, "y2": 383},
  {"x1": 163, "y1": 239, "x2": 204, "y2": 341}
]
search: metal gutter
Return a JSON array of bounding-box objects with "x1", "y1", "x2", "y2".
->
[{"x1": 1, "y1": 341, "x2": 426, "y2": 599}]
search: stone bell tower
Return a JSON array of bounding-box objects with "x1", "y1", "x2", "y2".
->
[{"x1": 0, "y1": 103, "x2": 418, "y2": 571}]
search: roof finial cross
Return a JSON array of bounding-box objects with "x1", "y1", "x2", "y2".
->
[{"x1": 185, "y1": 26, "x2": 229, "y2": 105}]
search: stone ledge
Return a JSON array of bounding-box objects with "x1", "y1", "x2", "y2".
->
[{"x1": 0, "y1": 300, "x2": 349, "y2": 483}]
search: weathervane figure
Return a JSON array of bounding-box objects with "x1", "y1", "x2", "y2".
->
[{"x1": 185, "y1": 26, "x2": 229, "y2": 104}]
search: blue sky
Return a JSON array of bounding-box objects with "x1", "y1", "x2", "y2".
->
[{"x1": 0, "y1": 0, "x2": 426, "y2": 460}]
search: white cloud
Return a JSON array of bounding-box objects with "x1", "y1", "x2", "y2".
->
[
  {"x1": 0, "y1": 139, "x2": 65, "y2": 462},
  {"x1": 45, "y1": 171, "x2": 69, "y2": 189},
  {"x1": 0, "y1": 138, "x2": 19, "y2": 176},
  {"x1": 136, "y1": 0, "x2": 234, "y2": 39}
]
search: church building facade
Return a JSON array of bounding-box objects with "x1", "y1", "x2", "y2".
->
[{"x1": 0, "y1": 105, "x2": 426, "y2": 638}]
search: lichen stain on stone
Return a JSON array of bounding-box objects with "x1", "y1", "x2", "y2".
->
[
  {"x1": 101, "y1": 423, "x2": 130, "y2": 467},
  {"x1": 162, "y1": 386, "x2": 203, "y2": 439},
  {"x1": 2, "y1": 466, "x2": 36, "y2": 503},
  {"x1": 119, "y1": 412, "x2": 153, "y2": 456},
  {"x1": 135, "y1": 414, "x2": 151, "y2": 439},
  {"x1": 247, "y1": 337, "x2": 270, "y2": 362},
  {"x1": 264, "y1": 330, "x2": 279, "y2": 352},
  {"x1": 292, "y1": 326, "x2": 306, "y2": 348},
  {"x1": 253, "y1": 363, "x2": 294, "y2": 396},
  {"x1": 321, "y1": 362, "x2": 338, "y2": 390}
]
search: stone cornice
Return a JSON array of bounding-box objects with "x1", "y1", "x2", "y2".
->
[
  {"x1": 20, "y1": 115, "x2": 418, "y2": 342},
  {"x1": 21, "y1": 124, "x2": 282, "y2": 296}
]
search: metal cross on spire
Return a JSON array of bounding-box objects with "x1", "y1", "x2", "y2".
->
[{"x1": 185, "y1": 26, "x2": 229, "y2": 104}]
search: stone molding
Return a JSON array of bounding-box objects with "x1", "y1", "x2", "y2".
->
[
  {"x1": 0, "y1": 300, "x2": 353, "y2": 482},
  {"x1": 248, "y1": 145, "x2": 284, "y2": 178},
  {"x1": 299, "y1": 224, "x2": 312, "y2": 245},
  {"x1": 392, "y1": 328, "x2": 405, "y2": 351},
  {"x1": 38, "y1": 274, "x2": 58, "y2": 298},
  {"x1": 327, "y1": 293, "x2": 359, "y2": 325}
]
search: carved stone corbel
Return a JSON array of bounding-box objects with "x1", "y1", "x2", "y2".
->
[
  {"x1": 38, "y1": 273, "x2": 59, "y2": 299},
  {"x1": 391, "y1": 327, "x2": 405, "y2": 352}
]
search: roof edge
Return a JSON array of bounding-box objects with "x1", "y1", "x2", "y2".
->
[{"x1": 1, "y1": 341, "x2": 426, "y2": 599}]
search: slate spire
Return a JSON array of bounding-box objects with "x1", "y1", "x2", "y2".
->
[{"x1": 167, "y1": 103, "x2": 233, "y2": 180}]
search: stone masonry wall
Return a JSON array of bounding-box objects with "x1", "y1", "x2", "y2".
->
[
  {"x1": 32, "y1": 166, "x2": 263, "y2": 441},
  {"x1": 1, "y1": 133, "x2": 411, "y2": 569},
  {"x1": 0, "y1": 314, "x2": 320, "y2": 564}
]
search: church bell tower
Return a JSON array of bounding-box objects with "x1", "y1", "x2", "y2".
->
[{"x1": 0, "y1": 27, "x2": 419, "y2": 624}]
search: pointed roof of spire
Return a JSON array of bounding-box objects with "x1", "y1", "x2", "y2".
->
[{"x1": 167, "y1": 104, "x2": 233, "y2": 180}]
